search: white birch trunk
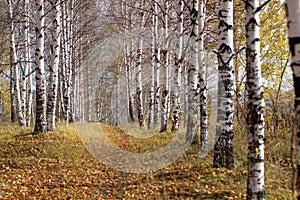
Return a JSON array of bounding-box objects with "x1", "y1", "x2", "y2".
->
[
  {"x1": 186, "y1": 0, "x2": 199, "y2": 143},
  {"x1": 8, "y1": 0, "x2": 24, "y2": 127},
  {"x1": 153, "y1": 1, "x2": 161, "y2": 128},
  {"x1": 86, "y1": 63, "x2": 92, "y2": 122},
  {"x1": 160, "y1": 0, "x2": 170, "y2": 132},
  {"x1": 171, "y1": 0, "x2": 184, "y2": 132},
  {"x1": 246, "y1": 0, "x2": 265, "y2": 199},
  {"x1": 184, "y1": 60, "x2": 188, "y2": 127},
  {"x1": 285, "y1": 1, "x2": 300, "y2": 199},
  {"x1": 78, "y1": 27, "x2": 84, "y2": 122},
  {"x1": 136, "y1": 0, "x2": 145, "y2": 128},
  {"x1": 148, "y1": 0, "x2": 156, "y2": 129},
  {"x1": 123, "y1": 3, "x2": 135, "y2": 123},
  {"x1": 34, "y1": 0, "x2": 47, "y2": 133},
  {"x1": 24, "y1": 0, "x2": 33, "y2": 128},
  {"x1": 213, "y1": 0, "x2": 235, "y2": 168},
  {"x1": 68, "y1": 0, "x2": 74, "y2": 123},
  {"x1": 47, "y1": 0, "x2": 61, "y2": 131},
  {"x1": 62, "y1": 0, "x2": 70, "y2": 126},
  {"x1": 198, "y1": 0, "x2": 208, "y2": 152}
]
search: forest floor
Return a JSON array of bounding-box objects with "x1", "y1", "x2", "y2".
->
[{"x1": 0, "y1": 122, "x2": 292, "y2": 199}]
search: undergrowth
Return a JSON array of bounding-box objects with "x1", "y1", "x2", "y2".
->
[{"x1": 0, "y1": 121, "x2": 293, "y2": 199}]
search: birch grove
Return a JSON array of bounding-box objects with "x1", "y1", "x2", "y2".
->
[{"x1": 0, "y1": 0, "x2": 297, "y2": 197}]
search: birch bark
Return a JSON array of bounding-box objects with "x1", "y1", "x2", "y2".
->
[
  {"x1": 153, "y1": 1, "x2": 161, "y2": 128},
  {"x1": 245, "y1": 1, "x2": 265, "y2": 199},
  {"x1": 213, "y1": 0, "x2": 235, "y2": 168},
  {"x1": 186, "y1": 0, "x2": 199, "y2": 143},
  {"x1": 198, "y1": 0, "x2": 208, "y2": 151},
  {"x1": 8, "y1": 0, "x2": 24, "y2": 126},
  {"x1": 136, "y1": 0, "x2": 145, "y2": 128},
  {"x1": 160, "y1": 0, "x2": 170, "y2": 133},
  {"x1": 47, "y1": 0, "x2": 61, "y2": 131},
  {"x1": 34, "y1": 0, "x2": 47, "y2": 133},
  {"x1": 171, "y1": 0, "x2": 184, "y2": 132},
  {"x1": 148, "y1": 0, "x2": 156, "y2": 129},
  {"x1": 24, "y1": 0, "x2": 33, "y2": 128}
]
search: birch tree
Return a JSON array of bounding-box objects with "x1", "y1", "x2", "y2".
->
[
  {"x1": 153, "y1": 0, "x2": 161, "y2": 128},
  {"x1": 245, "y1": 0, "x2": 265, "y2": 199},
  {"x1": 186, "y1": 0, "x2": 199, "y2": 143},
  {"x1": 213, "y1": 0, "x2": 235, "y2": 168},
  {"x1": 148, "y1": 0, "x2": 156, "y2": 129},
  {"x1": 171, "y1": 0, "x2": 184, "y2": 132},
  {"x1": 34, "y1": 0, "x2": 47, "y2": 133},
  {"x1": 8, "y1": 0, "x2": 24, "y2": 127},
  {"x1": 24, "y1": 0, "x2": 33, "y2": 128},
  {"x1": 122, "y1": 2, "x2": 135, "y2": 123},
  {"x1": 160, "y1": 0, "x2": 170, "y2": 132},
  {"x1": 61, "y1": 0, "x2": 72, "y2": 125},
  {"x1": 136, "y1": 0, "x2": 145, "y2": 128},
  {"x1": 198, "y1": 0, "x2": 208, "y2": 151},
  {"x1": 285, "y1": 1, "x2": 300, "y2": 199},
  {"x1": 47, "y1": 0, "x2": 61, "y2": 131}
]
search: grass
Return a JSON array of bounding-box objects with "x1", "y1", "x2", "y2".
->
[{"x1": 0, "y1": 121, "x2": 293, "y2": 199}]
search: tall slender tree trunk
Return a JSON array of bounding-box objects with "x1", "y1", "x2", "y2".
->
[
  {"x1": 153, "y1": 1, "x2": 161, "y2": 128},
  {"x1": 148, "y1": 0, "x2": 156, "y2": 129},
  {"x1": 86, "y1": 63, "x2": 92, "y2": 122},
  {"x1": 136, "y1": 0, "x2": 145, "y2": 128},
  {"x1": 62, "y1": 0, "x2": 70, "y2": 126},
  {"x1": 172, "y1": 0, "x2": 184, "y2": 132},
  {"x1": 10, "y1": 76, "x2": 16, "y2": 123},
  {"x1": 285, "y1": 1, "x2": 300, "y2": 199},
  {"x1": 123, "y1": 3, "x2": 135, "y2": 123},
  {"x1": 24, "y1": 0, "x2": 33, "y2": 128},
  {"x1": 34, "y1": 0, "x2": 47, "y2": 133},
  {"x1": 186, "y1": 0, "x2": 199, "y2": 143},
  {"x1": 8, "y1": 0, "x2": 24, "y2": 126},
  {"x1": 160, "y1": 0, "x2": 170, "y2": 133},
  {"x1": 213, "y1": 0, "x2": 235, "y2": 168},
  {"x1": 47, "y1": 0, "x2": 61, "y2": 131},
  {"x1": 184, "y1": 60, "x2": 188, "y2": 127},
  {"x1": 198, "y1": 0, "x2": 208, "y2": 151},
  {"x1": 245, "y1": 1, "x2": 265, "y2": 199}
]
